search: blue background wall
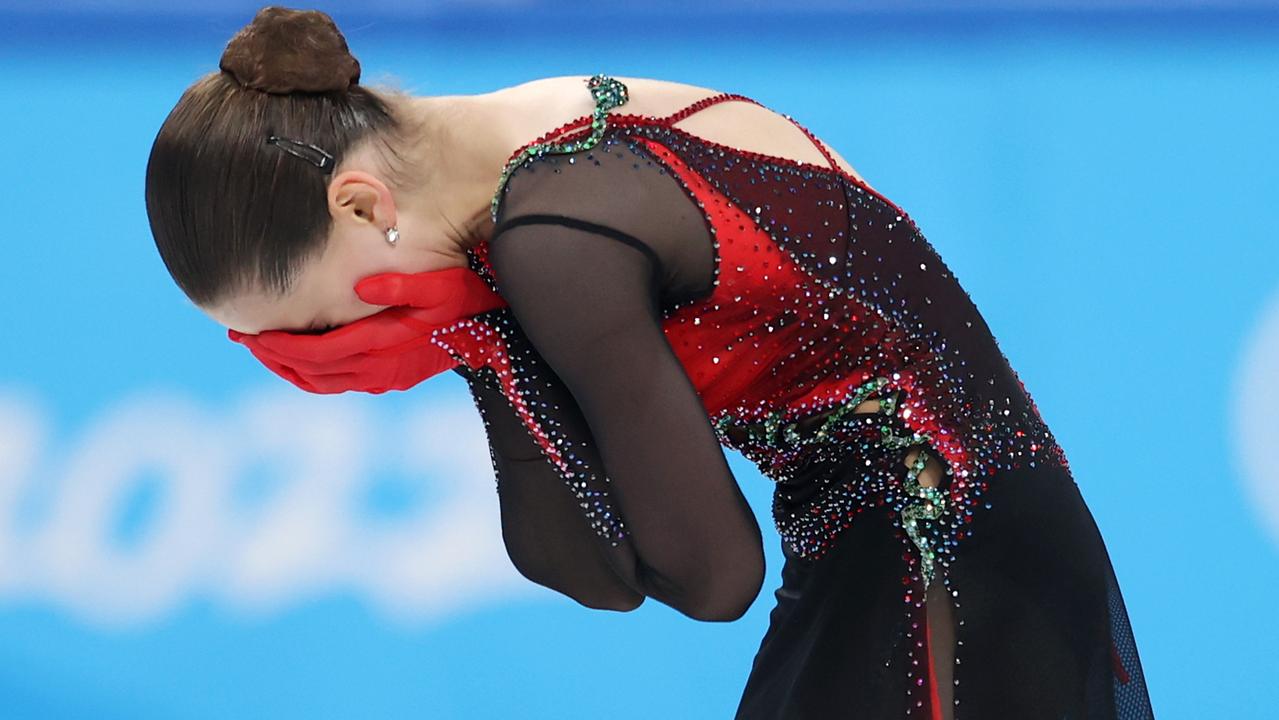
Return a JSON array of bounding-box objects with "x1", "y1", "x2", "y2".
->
[{"x1": 1, "y1": 2, "x2": 1276, "y2": 717}]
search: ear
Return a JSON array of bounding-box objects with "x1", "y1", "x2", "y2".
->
[{"x1": 327, "y1": 170, "x2": 397, "y2": 232}]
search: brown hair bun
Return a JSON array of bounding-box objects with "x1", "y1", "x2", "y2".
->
[{"x1": 219, "y1": 6, "x2": 361, "y2": 94}]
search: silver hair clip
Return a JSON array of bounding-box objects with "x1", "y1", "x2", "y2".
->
[{"x1": 266, "y1": 135, "x2": 335, "y2": 173}]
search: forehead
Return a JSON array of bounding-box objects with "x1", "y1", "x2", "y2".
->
[
  {"x1": 200, "y1": 231, "x2": 399, "y2": 334},
  {"x1": 203, "y1": 281, "x2": 319, "y2": 335},
  {"x1": 201, "y1": 249, "x2": 339, "y2": 334}
]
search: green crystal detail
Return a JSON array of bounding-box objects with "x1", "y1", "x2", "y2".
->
[
  {"x1": 710, "y1": 374, "x2": 951, "y2": 591},
  {"x1": 900, "y1": 445, "x2": 948, "y2": 591},
  {"x1": 490, "y1": 74, "x2": 630, "y2": 223}
]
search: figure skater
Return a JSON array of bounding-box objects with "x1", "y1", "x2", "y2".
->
[{"x1": 144, "y1": 7, "x2": 1155, "y2": 719}]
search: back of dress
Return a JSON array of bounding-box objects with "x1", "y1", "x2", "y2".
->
[{"x1": 437, "y1": 75, "x2": 1154, "y2": 720}]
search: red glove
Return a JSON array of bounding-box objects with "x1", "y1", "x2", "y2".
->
[{"x1": 227, "y1": 266, "x2": 508, "y2": 394}]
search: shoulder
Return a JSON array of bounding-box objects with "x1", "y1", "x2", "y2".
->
[
  {"x1": 492, "y1": 124, "x2": 713, "y2": 247},
  {"x1": 494, "y1": 137, "x2": 653, "y2": 226},
  {"x1": 491, "y1": 136, "x2": 712, "y2": 285},
  {"x1": 488, "y1": 142, "x2": 667, "y2": 283}
]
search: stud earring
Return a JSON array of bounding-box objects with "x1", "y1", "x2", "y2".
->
[{"x1": 385, "y1": 226, "x2": 400, "y2": 246}]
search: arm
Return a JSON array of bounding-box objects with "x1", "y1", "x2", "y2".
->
[
  {"x1": 453, "y1": 358, "x2": 645, "y2": 612},
  {"x1": 482, "y1": 215, "x2": 765, "y2": 622}
]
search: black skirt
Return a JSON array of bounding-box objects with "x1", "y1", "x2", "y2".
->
[{"x1": 735, "y1": 458, "x2": 1155, "y2": 719}]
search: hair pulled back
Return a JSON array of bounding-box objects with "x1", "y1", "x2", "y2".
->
[{"x1": 146, "y1": 6, "x2": 409, "y2": 307}]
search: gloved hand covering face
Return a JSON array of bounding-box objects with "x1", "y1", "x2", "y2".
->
[{"x1": 228, "y1": 266, "x2": 508, "y2": 394}]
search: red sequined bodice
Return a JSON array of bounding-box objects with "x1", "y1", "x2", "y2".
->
[
  {"x1": 443, "y1": 78, "x2": 1070, "y2": 574},
  {"x1": 637, "y1": 120, "x2": 1067, "y2": 463}
]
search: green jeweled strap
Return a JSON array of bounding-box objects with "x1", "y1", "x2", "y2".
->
[
  {"x1": 880, "y1": 414, "x2": 949, "y2": 590},
  {"x1": 489, "y1": 73, "x2": 631, "y2": 223},
  {"x1": 713, "y1": 376, "x2": 892, "y2": 448},
  {"x1": 901, "y1": 446, "x2": 948, "y2": 591},
  {"x1": 713, "y1": 376, "x2": 950, "y2": 591}
]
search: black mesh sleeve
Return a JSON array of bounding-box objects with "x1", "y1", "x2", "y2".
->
[
  {"x1": 452, "y1": 361, "x2": 645, "y2": 612},
  {"x1": 462, "y1": 136, "x2": 765, "y2": 621}
]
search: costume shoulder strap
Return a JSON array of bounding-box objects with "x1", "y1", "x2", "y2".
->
[{"x1": 660, "y1": 91, "x2": 842, "y2": 171}]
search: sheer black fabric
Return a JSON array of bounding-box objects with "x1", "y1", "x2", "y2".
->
[
  {"x1": 453, "y1": 359, "x2": 644, "y2": 612},
  {"x1": 454, "y1": 139, "x2": 765, "y2": 621},
  {"x1": 446, "y1": 102, "x2": 1154, "y2": 718}
]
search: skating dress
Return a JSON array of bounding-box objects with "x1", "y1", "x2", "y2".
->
[{"x1": 429, "y1": 74, "x2": 1155, "y2": 719}]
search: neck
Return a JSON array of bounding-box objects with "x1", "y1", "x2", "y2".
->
[{"x1": 397, "y1": 91, "x2": 524, "y2": 257}]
